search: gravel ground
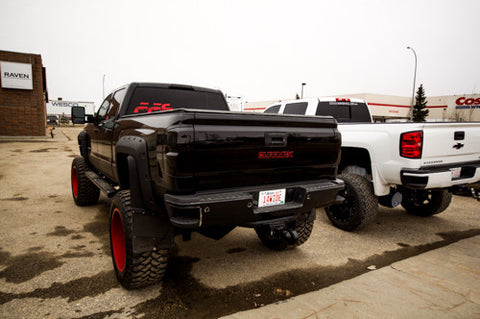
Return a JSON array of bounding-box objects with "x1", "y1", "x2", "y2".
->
[{"x1": 0, "y1": 126, "x2": 479, "y2": 318}]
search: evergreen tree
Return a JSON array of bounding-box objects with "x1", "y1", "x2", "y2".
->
[{"x1": 412, "y1": 84, "x2": 429, "y2": 122}]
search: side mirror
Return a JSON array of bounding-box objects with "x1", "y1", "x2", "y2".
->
[{"x1": 72, "y1": 106, "x2": 86, "y2": 124}]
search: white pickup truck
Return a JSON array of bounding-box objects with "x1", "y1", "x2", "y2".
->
[{"x1": 264, "y1": 98, "x2": 480, "y2": 231}]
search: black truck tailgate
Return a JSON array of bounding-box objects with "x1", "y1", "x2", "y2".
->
[{"x1": 191, "y1": 111, "x2": 341, "y2": 191}]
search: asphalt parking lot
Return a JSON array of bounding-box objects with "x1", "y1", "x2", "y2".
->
[{"x1": 1, "y1": 127, "x2": 479, "y2": 318}]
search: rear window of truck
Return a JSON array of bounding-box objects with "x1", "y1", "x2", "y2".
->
[
  {"x1": 315, "y1": 101, "x2": 371, "y2": 123},
  {"x1": 126, "y1": 87, "x2": 229, "y2": 114},
  {"x1": 284, "y1": 102, "x2": 308, "y2": 115},
  {"x1": 264, "y1": 104, "x2": 281, "y2": 113}
]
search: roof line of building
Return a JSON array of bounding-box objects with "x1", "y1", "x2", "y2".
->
[{"x1": 368, "y1": 102, "x2": 448, "y2": 109}]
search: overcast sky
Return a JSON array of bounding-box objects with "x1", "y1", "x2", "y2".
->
[{"x1": 1, "y1": 0, "x2": 479, "y2": 105}]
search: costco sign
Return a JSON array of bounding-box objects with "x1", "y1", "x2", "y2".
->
[{"x1": 456, "y1": 97, "x2": 480, "y2": 109}]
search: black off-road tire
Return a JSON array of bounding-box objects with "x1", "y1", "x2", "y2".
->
[
  {"x1": 325, "y1": 173, "x2": 378, "y2": 231},
  {"x1": 110, "y1": 190, "x2": 170, "y2": 289},
  {"x1": 401, "y1": 189, "x2": 452, "y2": 217},
  {"x1": 255, "y1": 214, "x2": 314, "y2": 251},
  {"x1": 71, "y1": 157, "x2": 100, "y2": 206}
]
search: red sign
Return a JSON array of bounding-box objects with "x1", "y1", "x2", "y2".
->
[{"x1": 456, "y1": 97, "x2": 480, "y2": 106}]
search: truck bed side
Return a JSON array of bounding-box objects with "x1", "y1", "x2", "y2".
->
[{"x1": 339, "y1": 122, "x2": 480, "y2": 195}]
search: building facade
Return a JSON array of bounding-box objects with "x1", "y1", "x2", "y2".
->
[{"x1": 0, "y1": 50, "x2": 47, "y2": 136}]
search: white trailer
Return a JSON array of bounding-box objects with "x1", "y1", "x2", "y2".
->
[{"x1": 46, "y1": 100, "x2": 95, "y2": 118}]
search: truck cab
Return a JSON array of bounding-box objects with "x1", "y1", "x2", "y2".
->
[{"x1": 264, "y1": 97, "x2": 372, "y2": 123}]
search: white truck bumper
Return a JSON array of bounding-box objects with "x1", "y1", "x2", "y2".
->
[{"x1": 401, "y1": 161, "x2": 480, "y2": 189}]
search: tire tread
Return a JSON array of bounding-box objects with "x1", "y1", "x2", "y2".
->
[
  {"x1": 325, "y1": 173, "x2": 378, "y2": 231},
  {"x1": 72, "y1": 157, "x2": 100, "y2": 206},
  {"x1": 111, "y1": 190, "x2": 170, "y2": 289},
  {"x1": 401, "y1": 189, "x2": 452, "y2": 216}
]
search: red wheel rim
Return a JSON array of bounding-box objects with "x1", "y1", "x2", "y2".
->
[
  {"x1": 71, "y1": 166, "x2": 79, "y2": 199},
  {"x1": 111, "y1": 208, "x2": 126, "y2": 272}
]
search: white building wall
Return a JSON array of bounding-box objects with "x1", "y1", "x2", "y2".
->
[{"x1": 46, "y1": 100, "x2": 95, "y2": 117}]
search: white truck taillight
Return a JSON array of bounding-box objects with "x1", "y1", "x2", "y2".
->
[{"x1": 400, "y1": 131, "x2": 423, "y2": 159}]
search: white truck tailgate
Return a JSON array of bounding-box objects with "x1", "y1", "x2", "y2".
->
[{"x1": 422, "y1": 123, "x2": 480, "y2": 164}]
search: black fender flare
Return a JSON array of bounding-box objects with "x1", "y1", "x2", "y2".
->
[
  {"x1": 77, "y1": 130, "x2": 91, "y2": 159},
  {"x1": 115, "y1": 136, "x2": 157, "y2": 211}
]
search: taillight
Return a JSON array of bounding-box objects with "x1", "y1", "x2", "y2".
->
[{"x1": 400, "y1": 131, "x2": 423, "y2": 159}]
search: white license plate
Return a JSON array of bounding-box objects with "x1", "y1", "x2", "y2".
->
[
  {"x1": 258, "y1": 189, "x2": 286, "y2": 208},
  {"x1": 450, "y1": 167, "x2": 462, "y2": 179}
]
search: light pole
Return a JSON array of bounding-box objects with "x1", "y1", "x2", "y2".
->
[
  {"x1": 407, "y1": 47, "x2": 417, "y2": 122},
  {"x1": 301, "y1": 83, "x2": 306, "y2": 99},
  {"x1": 102, "y1": 74, "x2": 106, "y2": 100}
]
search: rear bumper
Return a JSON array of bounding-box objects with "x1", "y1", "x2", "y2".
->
[
  {"x1": 164, "y1": 179, "x2": 344, "y2": 229},
  {"x1": 401, "y1": 161, "x2": 480, "y2": 189}
]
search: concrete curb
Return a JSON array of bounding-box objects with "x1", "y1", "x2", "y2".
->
[
  {"x1": 0, "y1": 127, "x2": 70, "y2": 142},
  {"x1": 222, "y1": 235, "x2": 480, "y2": 319}
]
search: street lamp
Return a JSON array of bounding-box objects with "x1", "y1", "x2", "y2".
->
[
  {"x1": 301, "y1": 83, "x2": 306, "y2": 99},
  {"x1": 407, "y1": 47, "x2": 417, "y2": 122},
  {"x1": 102, "y1": 74, "x2": 106, "y2": 100}
]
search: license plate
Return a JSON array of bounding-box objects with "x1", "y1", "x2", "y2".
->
[
  {"x1": 258, "y1": 189, "x2": 286, "y2": 208},
  {"x1": 450, "y1": 167, "x2": 461, "y2": 179}
]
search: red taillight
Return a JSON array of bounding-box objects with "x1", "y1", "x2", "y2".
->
[{"x1": 400, "y1": 131, "x2": 423, "y2": 158}]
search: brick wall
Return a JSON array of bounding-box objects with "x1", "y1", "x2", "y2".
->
[{"x1": 0, "y1": 50, "x2": 46, "y2": 136}]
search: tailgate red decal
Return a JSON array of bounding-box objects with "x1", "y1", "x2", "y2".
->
[{"x1": 258, "y1": 151, "x2": 294, "y2": 160}]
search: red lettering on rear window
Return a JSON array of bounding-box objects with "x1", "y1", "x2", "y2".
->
[
  {"x1": 134, "y1": 106, "x2": 149, "y2": 113},
  {"x1": 133, "y1": 102, "x2": 173, "y2": 113}
]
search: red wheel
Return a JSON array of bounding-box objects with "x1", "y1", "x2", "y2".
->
[
  {"x1": 71, "y1": 157, "x2": 99, "y2": 206},
  {"x1": 71, "y1": 166, "x2": 79, "y2": 199},
  {"x1": 111, "y1": 208, "x2": 126, "y2": 273}
]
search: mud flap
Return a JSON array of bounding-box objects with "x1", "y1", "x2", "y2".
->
[{"x1": 131, "y1": 211, "x2": 174, "y2": 254}]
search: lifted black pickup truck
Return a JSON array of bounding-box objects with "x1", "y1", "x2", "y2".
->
[{"x1": 71, "y1": 82, "x2": 343, "y2": 289}]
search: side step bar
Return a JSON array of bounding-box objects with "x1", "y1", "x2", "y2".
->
[{"x1": 85, "y1": 171, "x2": 117, "y2": 198}]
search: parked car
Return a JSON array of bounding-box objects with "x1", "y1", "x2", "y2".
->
[{"x1": 46, "y1": 115, "x2": 59, "y2": 125}]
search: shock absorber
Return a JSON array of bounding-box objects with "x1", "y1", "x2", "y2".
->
[{"x1": 470, "y1": 188, "x2": 480, "y2": 201}]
